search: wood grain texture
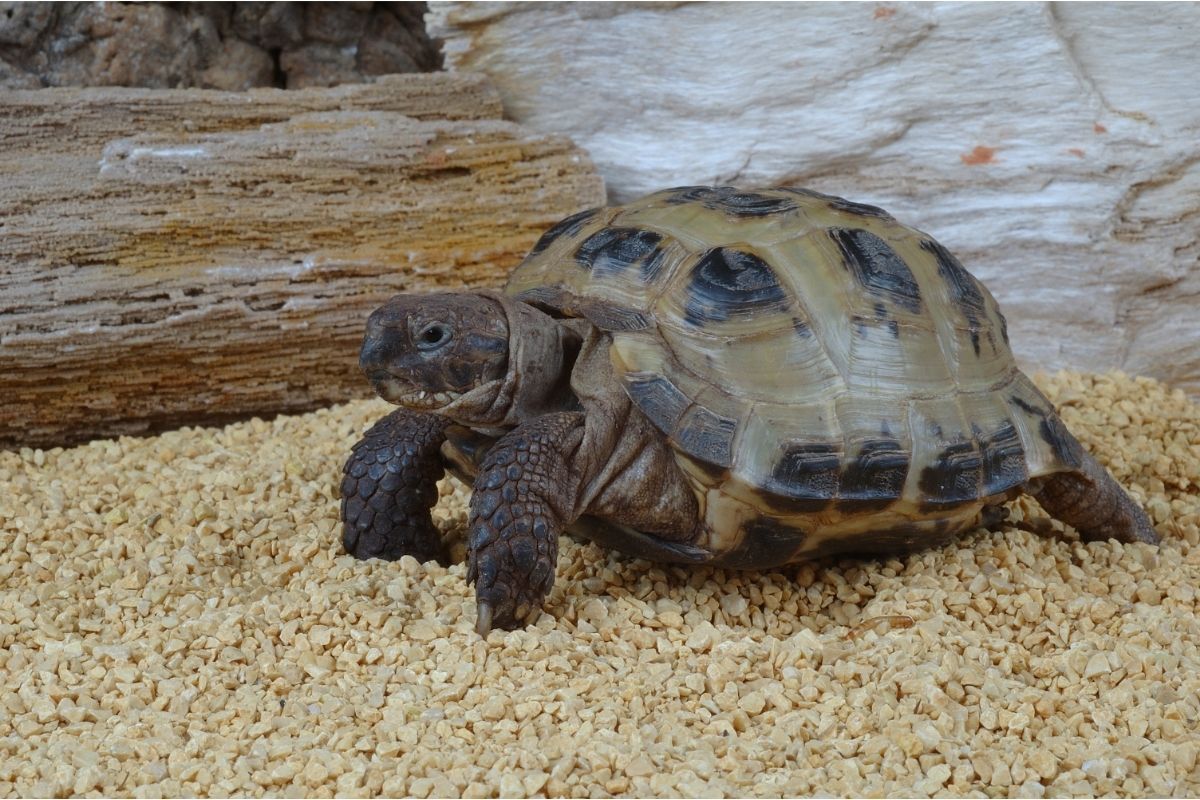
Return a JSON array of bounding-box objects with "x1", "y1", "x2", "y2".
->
[
  {"x1": 0, "y1": 74, "x2": 606, "y2": 448},
  {"x1": 429, "y1": 2, "x2": 1200, "y2": 395}
]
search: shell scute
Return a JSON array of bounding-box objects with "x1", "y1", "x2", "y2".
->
[
  {"x1": 917, "y1": 439, "x2": 984, "y2": 509},
  {"x1": 830, "y1": 227, "x2": 924, "y2": 314},
  {"x1": 766, "y1": 441, "x2": 842, "y2": 506},
  {"x1": 624, "y1": 372, "x2": 691, "y2": 433},
  {"x1": 976, "y1": 421, "x2": 1028, "y2": 496},
  {"x1": 920, "y1": 237, "x2": 990, "y2": 355},
  {"x1": 574, "y1": 226, "x2": 668, "y2": 283},
  {"x1": 681, "y1": 246, "x2": 791, "y2": 327},
  {"x1": 673, "y1": 404, "x2": 739, "y2": 468},
  {"x1": 528, "y1": 207, "x2": 604, "y2": 258},
  {"x1": 781, "y1": 187, "x2": 896, "y2": 221},
  {"x1": 838, "y1": 437, "x2": 912, "y2": 509},
  {"x1": 664, "y1": 185, "x2": 800, "y2": 218}
]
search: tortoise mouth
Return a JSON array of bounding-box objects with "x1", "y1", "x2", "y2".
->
[{"x1": 367, "y1": 370, "x2": 461, "y2": 410}]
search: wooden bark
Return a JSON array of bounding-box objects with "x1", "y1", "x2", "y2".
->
[
  {"x1": 0, "y1": 75, "x2": 606, "y2": 448},
  {"x1": 429, "y1": 2, "x2": 1200, "y2": 396}
]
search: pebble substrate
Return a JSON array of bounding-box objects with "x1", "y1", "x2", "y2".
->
[{"x1": 1, "y1": 370, "x2": 1198, "y2": 799}]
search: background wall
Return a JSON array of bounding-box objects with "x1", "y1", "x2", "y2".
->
[{"x1": 428, "y1": 1, "x2": 1200, "y2": 395}]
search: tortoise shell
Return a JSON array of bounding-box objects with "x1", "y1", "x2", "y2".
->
[{"x1": 504, "y1": 186, "x2": 1077, "y2": 563}]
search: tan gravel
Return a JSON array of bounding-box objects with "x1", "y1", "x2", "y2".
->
[{"x1": 2, "y1": 370, "x2": 1198, "y2": 798}]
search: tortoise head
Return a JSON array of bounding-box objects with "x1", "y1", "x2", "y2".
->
[{"x1": 359, "y1": 293, "x2": 510, "y2": 414}]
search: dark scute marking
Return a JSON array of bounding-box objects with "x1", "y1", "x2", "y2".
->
[
  {"x1": 568, "y1": 516, "x2": 711, "y2": 565},
  {"x1": 976, "y1": 422, "x2": 1028, "y2": 496},
  {"x1": 917, "y1": 440, "x2": 983, "y2": 508},
  {"x1": 513, "y1": 285, "x2": 568, "y2": 312},
  {"x1": 1008, "y1": 393, "x2": 1082, "y2": 468},
  {"x1": 802, "y1": 521, "x2": 966, "y2": 561},
  {"x1": 1010, "y1": 394, "x2": 1040, "y2": 416},
  {"x1": 665, "y1": 185, "x2": 797, "y2": 217},
  {"x1": 527, "y1": 207, "x2": 601, "y2": 257},
  {"x1": 838, "y1": 438, "x2": 910, "y2": 508},
  {"x1": 683, "y1": 247, "x2": 789, "y2": 326},
  {"x1": 674, "y1": 406, "x2": 738, "y2": 468},
  {"x1": 766, "y1": 442, "x2": 841, "y2": 506},
  {"x1": 851, "y1": 313, "x2": 901, "y2": 341},
  {"x1": 572, "y1": 298, "x2": 651, "y2": 331},
  {"x1": 626, "y1": 374, "x2": 691, "y2": 434},
  {"x1": 871, "y1": 302, "x2": 899, "y2": 337},
  {"x1": 716, "y1": 517, "x2": 804, "y2": 570},
  {"x1": 920, "y1": 238, "x2": 989, "y2": 356},
  {"x1": 780, "y1": 187, "x2": 838, "y2": 202},
  {"x1": 829, "y1": 197, "x2": 894, "y2": 220},
  {"x1": 574, "y1": 226, "x2": 666, "y2": 282},
  {"x1": 662, "y1": 185, "x2": 709, "y2": 201},
  {"x1": 831, "y1": 228, "x2": 923, "y2": 314},
  {"x1": 792, "y1": 316, "x2": 812, "y2": 338},
  {"x1": 1039, "y1": 414, "x2": 1084, "y2": 468},
  {"x1": 780, "y1": 187, "x2": 895, "y2": 220}
]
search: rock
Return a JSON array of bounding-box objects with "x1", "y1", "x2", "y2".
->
[
  {"x1": 0, "y1": 2, "x2": 56, "y2": 48},
  {"x1": 303, "y1": 3, "x2": 370, "y2": 45},
  {"x1": 428, "y1": 1, "x2": 1200, "y2": 395},
  {"x1": 358, "y1": 7, "x2": 426, "y2": 76},
  {"x1": 280, "y1": 42, "x2": 361, "y2": 89},
  {"x1": 0, "y1": 2, "x2": 440, "y2": 90},
  {"x1": 198, "y1": 38, "x2": 275, "y2": 91},
  {"x1": 0, "y1": 75, "x2": 604, "y2": 448},
  {"x1": 231, "y1": 2, "x2": 305, "y2": 50}
]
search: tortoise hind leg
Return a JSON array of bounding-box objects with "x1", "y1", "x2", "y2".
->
[{"x1": 1031, "y1": 450, "x2": 1158, "y2": 545}]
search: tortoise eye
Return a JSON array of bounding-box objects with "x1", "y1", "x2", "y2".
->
[{"x1": 416, "y1": 323, "x2": 452, "y2": 351}]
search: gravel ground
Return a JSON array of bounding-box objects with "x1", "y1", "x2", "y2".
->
[{"x1": 1, "y1": 370, "x2": 1198, "y2": 798}]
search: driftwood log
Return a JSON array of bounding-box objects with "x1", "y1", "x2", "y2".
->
[
  {"x1": 429, "y1": 2, "x2": 1200, "y2": 396},
  {"x1": 0, "y1": 74, "x2": 605, "y2": 448}
]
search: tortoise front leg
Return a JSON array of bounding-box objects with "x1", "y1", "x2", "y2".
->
[
  {"x1": 467, "y1": 412, "x2": 586, "y2": 634},
  {"x1": 341, "y1": 408, "x2": 451, "y2": 564}
]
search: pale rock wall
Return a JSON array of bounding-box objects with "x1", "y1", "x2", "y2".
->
[{"x1": 428, "y1": 1, "x2": 1200, "y2": 394}]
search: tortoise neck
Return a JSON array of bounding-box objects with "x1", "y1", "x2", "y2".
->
[{"x1": 440, "y1": 293, "x2": 579, "y2": 430}]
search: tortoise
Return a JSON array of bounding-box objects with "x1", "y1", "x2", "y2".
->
[{"x1": 341, "y1": 185, "x2": 1158, "y2": 635}]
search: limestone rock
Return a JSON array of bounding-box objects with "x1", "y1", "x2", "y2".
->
[
  {"x1": 428, "y1": 1, "x2": 1200, "y2": 394},
  {"x1": 0, "y1": 75, "x2": 605, "y2": 447},
  {"x1": 198, "y1": 37, "x2": 275, "y2": 92},
  {"x1": 0, "y1": 2, "x2": 440, "y2": 91}
]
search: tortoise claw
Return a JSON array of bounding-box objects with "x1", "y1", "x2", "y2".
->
[{"x1": 475, "y1": 602, "x2": 494, "y2": 637}]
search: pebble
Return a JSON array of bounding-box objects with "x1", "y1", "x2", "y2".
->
[{"x1": 1, "y1": 371, "x2": 1198, "y2": 798}]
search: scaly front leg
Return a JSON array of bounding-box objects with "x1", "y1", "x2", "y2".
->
[
  {"x1": 341, "y1": 408, "x2": 451, "y2": 564},
  {"x1": 467, "y1": 412, "x2": 586, "y2": 634}
]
